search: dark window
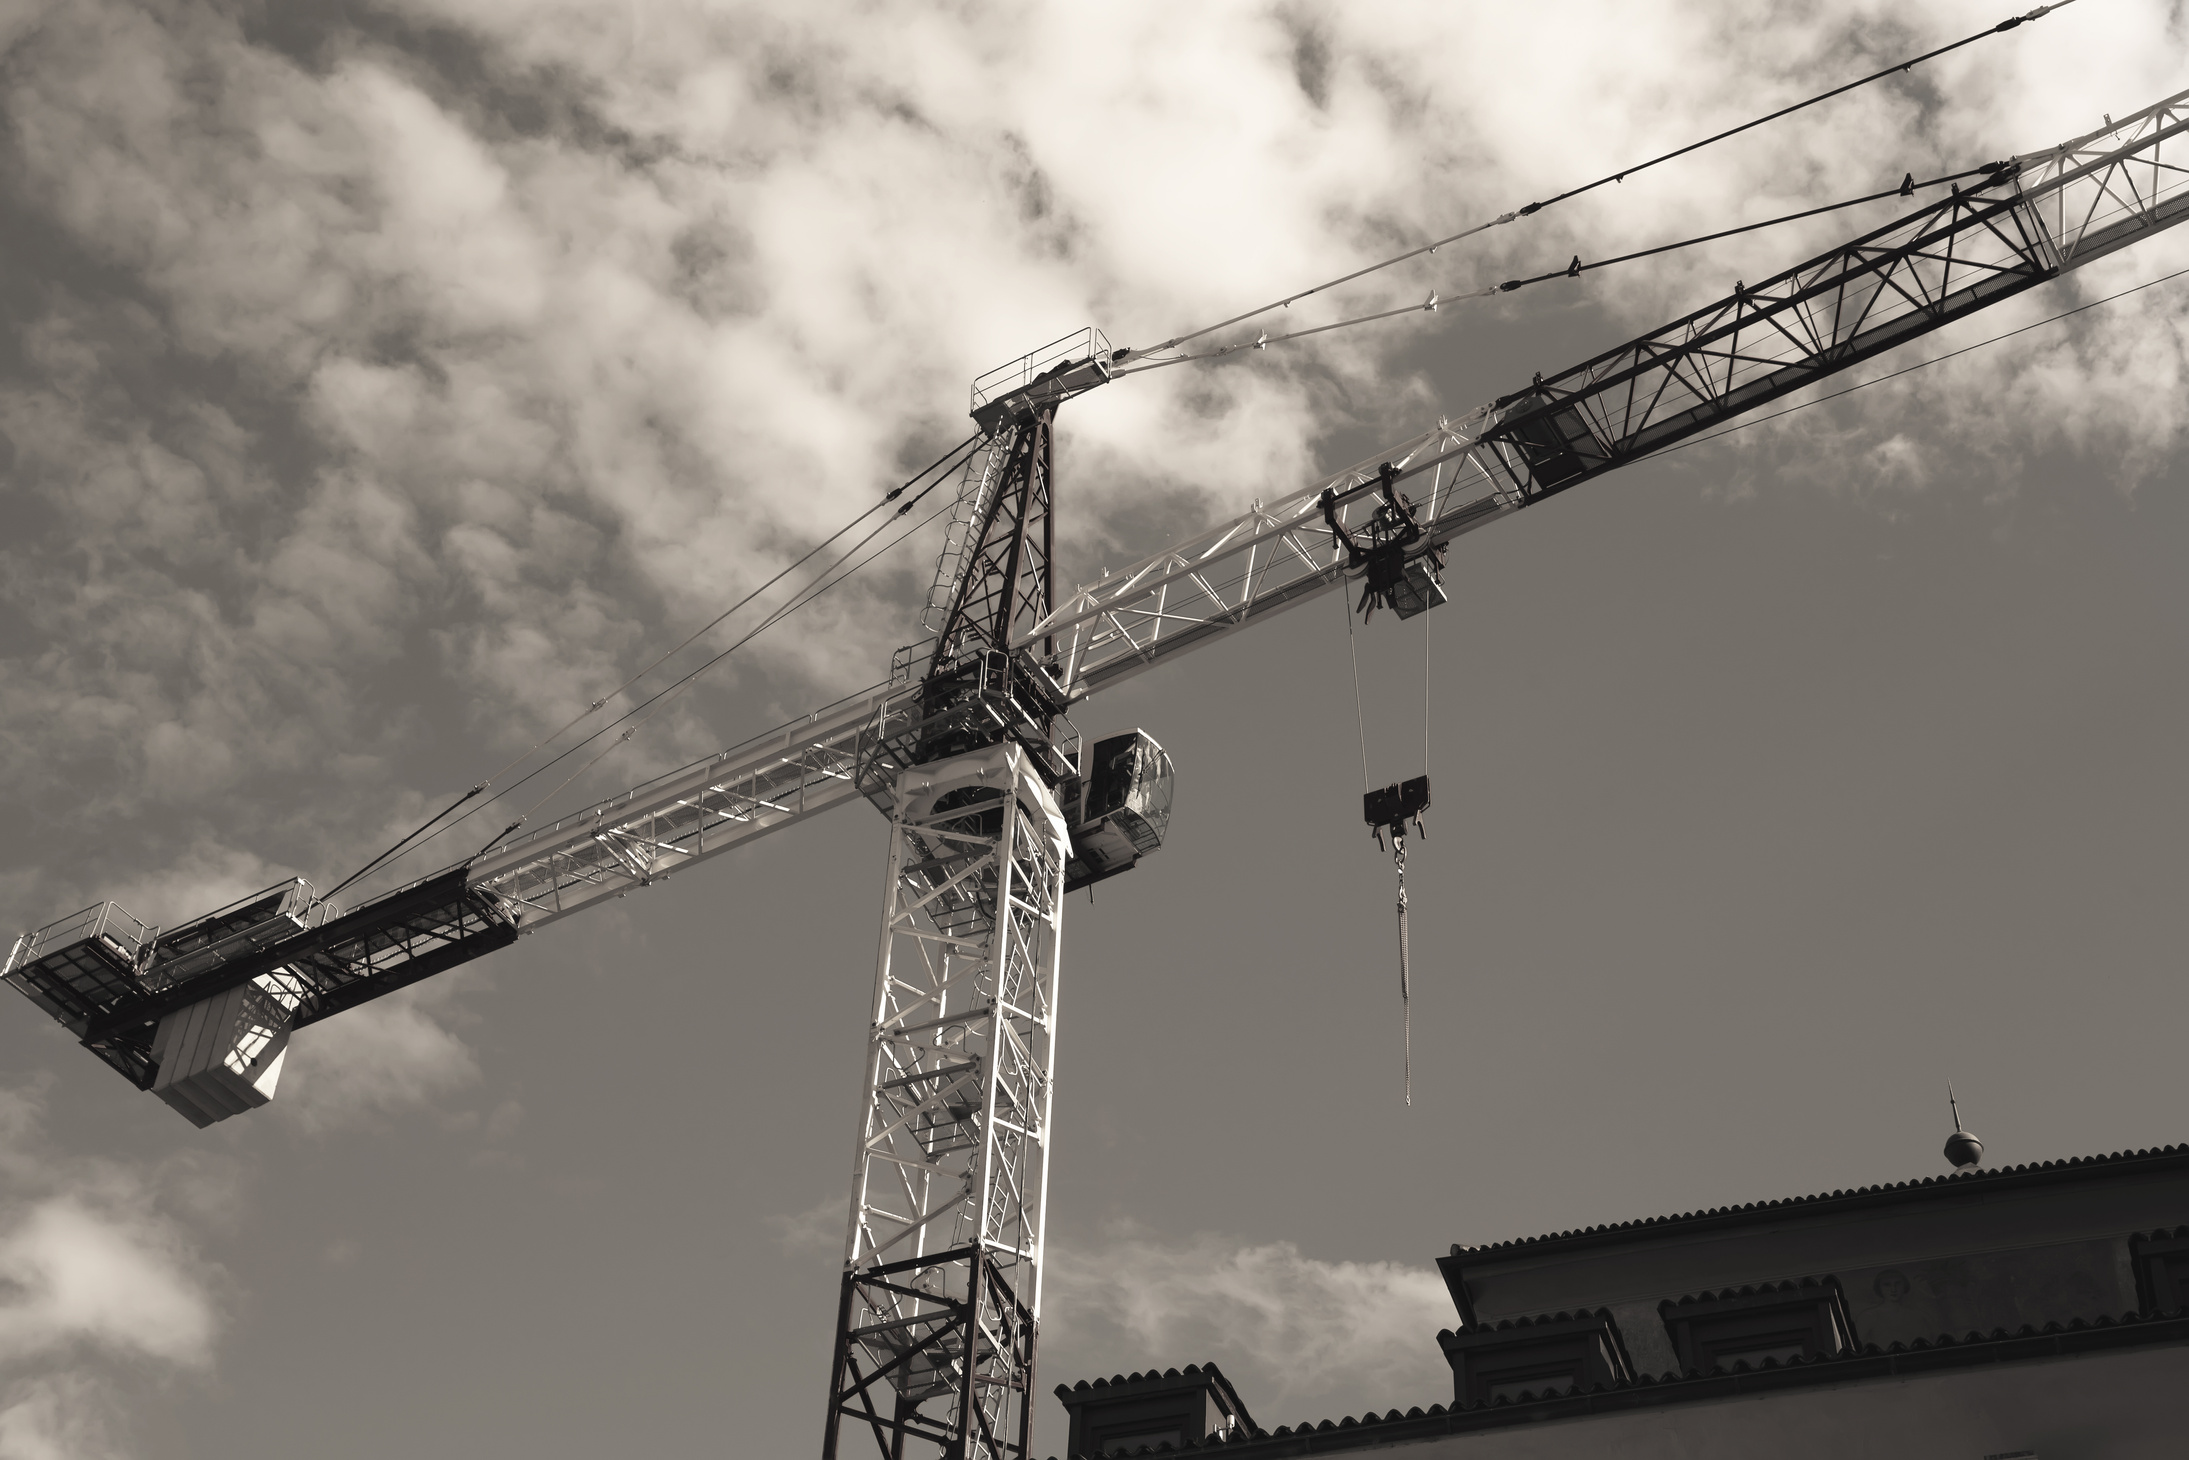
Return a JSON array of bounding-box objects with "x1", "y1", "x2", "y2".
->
[
  {"x1": 1660, "y1": 1280, "x2": 1856, "y2": 1374},
  {"x1": 1095, "y1": 1428, "x2": 1181, "y2": 1455},
  {"x1": 2132, "y1": 1228, "x2": 2189, "y2": 1314},
  {"x1": 1482, "y1": 1364, "x2": 1580, "y2": 1404},
  {"x1": 1696, "y1": 1325, "x2": 1812, "y2": 1371}
]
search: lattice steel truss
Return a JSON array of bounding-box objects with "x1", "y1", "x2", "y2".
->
[
  {"x1": 825, "y1": 742, "x2": 1067, "y2": 1460},
  {"x1": 1029, "y1": 87, "x2": 2189, "y2": 697},
  {"x1": 927, "y1": 408, "x2": 1057, "y2": 677},
  {"x1": 11, "y1": 70, "x2": 2187, "y2": 1159},
  {"x1": 41, "y1": 869, "x2": 517, "y2": 1090},
  {"x1": 467, "y1": 682, "x2": 910, "y2": 928}
]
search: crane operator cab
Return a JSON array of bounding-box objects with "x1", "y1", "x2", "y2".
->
[{"x1": 1060, "y1": 730, "x2": 1174, "y2": 893}]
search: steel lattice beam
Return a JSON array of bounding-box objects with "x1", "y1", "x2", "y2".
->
[
  {"x1": 69, "y1": 868, "x2": 520, "y2": 1088},
  {"x1": 465, "y1": 681, "x2": 916, "y2": 930},
  {"x1": 1027, "y1": 86, "x2": 2189, "y2": 699},
  {"x1": 927, "y1": 409, "x2": 1057, "y2": 676},
  {"x1": 825, "y1": 742, "x2": 1066, "y2": 1460}
]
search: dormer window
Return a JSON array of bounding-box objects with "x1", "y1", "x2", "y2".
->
[
  {"x1": 1053, "y1": 1363, "x2": 1254, "y2": 1456},
  {"x1": 1659, "y1": 1279, "x2": 1856, "y2": 1374},
  {"x1": 1437, "y1": 1310, "x2": 1634, "y2": 1405}
]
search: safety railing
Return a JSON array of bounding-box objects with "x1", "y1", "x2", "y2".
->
[{"x1": 8, "y1": 900, "x2": 155, "y2": 976}]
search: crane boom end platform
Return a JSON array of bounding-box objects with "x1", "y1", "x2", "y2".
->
[{"x1": 6, "y1": 869, "x2": 518, "y2": 1125}]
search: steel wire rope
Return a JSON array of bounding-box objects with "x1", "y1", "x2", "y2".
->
[
  {"x1": 461, "y1": 484, "x2": 961, "y2": 860},
  {"x1": 1111, "y1": 1, "x2": 2080, "y2": 370},
  {"x1": 492, "y1": 486, "x2": 965, "y2": 850},
  {"x1": 1113, "y1": 165, "x2": 2015, "y2": 375},
  {"x1": 1423, "y1": 587, "x2": 1432, "y2": 776},
  {"x1": 1049, "y1": 264, "x2": 2189, "y2": 663},
  {"x1": 1160, "y1": 264, "x2": 2189, "y2": 648},
  {"x1": 1398, "y1": 835, "x2": 1411, "y2": 1109},
  {"x1": 490, "y1": 431, "x2": 982, "y2": 778},
  {"x1": 321, "y1": 435, "x2": 982, "y2": 903}
]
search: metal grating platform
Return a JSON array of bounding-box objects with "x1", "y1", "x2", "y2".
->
[{"x1": 6, "y1": 870, "x2": 520, "y2": 1096}]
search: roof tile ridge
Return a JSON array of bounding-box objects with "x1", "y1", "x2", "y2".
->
[{"x1": 1451, "y1": 1141, "x2": 2189, "y2": 1252}]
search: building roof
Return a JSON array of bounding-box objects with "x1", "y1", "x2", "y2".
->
[
  {"x1": 1456, "y1": 1144, "x2": 2189, "y2": 1258},
  {"x1": 1051, "y1": 1310, "x2": 2189, "y2": 1457},
  {"x1": 1054, "y1": 1363, "x2": 1255, "y2": 1433},
  {"x1": 1657, "y1": 1276, "x2": 1838, "y2": 1312},
  {"x1": 1446, "y1": 1307, "x2": 1617, "y2": 1334},
  {"x1": 1050, "y1": 1144, "x2": 2189, "y2": 1455}
]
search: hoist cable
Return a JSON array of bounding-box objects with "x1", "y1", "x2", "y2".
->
[
  {"x1": 1395, "y1": 833, "x2": 1412, "y2": 1108},
  {"x1": 1112, "y1": 166, "x2": 2010, "y2": 375},
  {"x1": 1115, "y1": 1, "x2": 2079, "y2": 366},
  {"x1": 1340, "y1": 577, "x2": 1369, "y2": 794},
  {"x1": 326, "y1": 436, "x2": 980, "y2": 899},
  {"x1": 1422, "y1": 599, "x2": 1432, "y2": 775},
  {"x1": 1422, "y1": 459, "x2": 1439, "y2": 773},
  {"x1": 1656, "y1": 259, "x2": 2189, "y2": 459}
]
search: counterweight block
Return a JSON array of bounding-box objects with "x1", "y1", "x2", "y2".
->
[{"x1": 148, "y1": 975, "x2": 303, "y2": 1127}]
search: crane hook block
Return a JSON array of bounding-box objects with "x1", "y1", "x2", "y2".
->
[{"x1": 1364, "y1": 775, "x2": 1430, "y2": 842}]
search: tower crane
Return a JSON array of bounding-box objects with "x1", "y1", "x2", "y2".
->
[{"x1": 7, "y1": 78, "x2": 2188, "y2": 1460}]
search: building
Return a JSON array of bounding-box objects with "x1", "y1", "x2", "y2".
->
[
  {"x1": 1053, "y1": 1143, "x2": 2189, "y2": 1458},
  {"x1": 1054, "y1": 1365, "x2": 1256, "y2": 1457}
]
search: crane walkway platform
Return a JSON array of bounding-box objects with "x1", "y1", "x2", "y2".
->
[{"x1": 6, "y1": 868, "x2": 517, "y2": 1092}]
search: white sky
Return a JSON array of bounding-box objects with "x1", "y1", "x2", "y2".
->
[{"x1": 3, "y1": 1, "x2": 2187, "y2": 1455}]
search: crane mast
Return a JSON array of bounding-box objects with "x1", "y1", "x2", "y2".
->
[
  {"x1": 5, "y1": 78, "x2": 2188, "y2": 1460},
  {"x1": 821, "y1": 337, "x2": 1120, "y2": 1459}
]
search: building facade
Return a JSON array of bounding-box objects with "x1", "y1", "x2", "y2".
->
[{"x1": 1055, "y1": 1144, "x2": 2189, "y2": 1458}]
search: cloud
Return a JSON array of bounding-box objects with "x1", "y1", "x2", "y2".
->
[
  {"x1": 276, "y1": 983, "x2": 483, "y2": 1133},
  {"x1": 770, "y1": 1192, "x2": 848, "y2": 1258},
  {"x1": 1044, "y1": 1223, "x2": 1454, "y2": 1425},
  {"x1": 0, "y1": 1201, "x2": 214, "y2": 1368},
  {"x1": 0, "y1": 1086, "x2": 222, "y2": 1460},
  {"x1": 2, "y1": 2, "x2": 2186, "y2": 1451},
  {"x1": 5, "y1": 0, "x2": 2187, "y2": 939}
]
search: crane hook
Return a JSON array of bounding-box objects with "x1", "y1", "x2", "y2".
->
[{"x1": 1365, "y1": 776, "x2": 1430, "y2": 1105}]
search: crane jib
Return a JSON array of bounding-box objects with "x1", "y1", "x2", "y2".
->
[
  {"x1": 1480, "y1": 103, "x2": 2189, "y2": 504},
  {"x1": 1481, "y1": 189, "x2": 2058, "y2": 501},
  {"x1": 1029, "y1": 90, "x2": 2189, "y2": 701}
]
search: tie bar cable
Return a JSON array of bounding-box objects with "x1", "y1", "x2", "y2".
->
[
  {"x1": 323, "y1": 437, "x2": 980, "y2": 901},
  {"x1": 1112, "y1": 165, "x2": 2014, "y2": 376},
  {"x1": 1110, "y1": 2, "x2": 2081, "y2": 371}
]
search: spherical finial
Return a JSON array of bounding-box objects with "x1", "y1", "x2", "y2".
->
[{"x1": 1943, "y1": 1083, "x2": 1982, "y2": 1171}]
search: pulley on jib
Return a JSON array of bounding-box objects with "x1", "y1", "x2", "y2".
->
[{"x1": 1320, "y1": 460, "x2": 1449, "y2": 621}]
